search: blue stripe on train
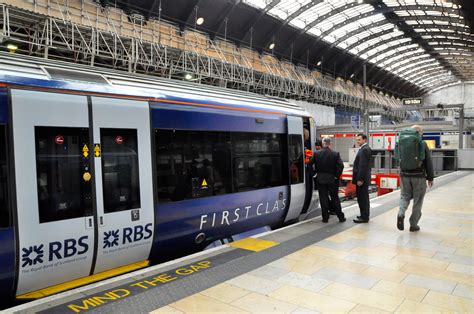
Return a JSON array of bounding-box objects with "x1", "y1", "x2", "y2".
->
[
  {"x1": 0, "y1": 228, "x2": 15, "y2": 306},
  {"x1": 149, "y1": 186, "x2": 288, "y2": 262},
  {"x1": 150, "y1": 102, "x2": 286, "y2": 133}
]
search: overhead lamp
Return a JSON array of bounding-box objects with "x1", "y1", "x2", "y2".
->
[
  {"x1": 357, "y1": 0, "x2": 363, "y2": 4},
  {"x1": 7, "y1": 43, "x2": 18, "y2": 53},
  {"x1": 196, "y1": 17, "x2": 204, "y2": 25},
  {"x1": 316, "y1": 60, "x2": 322, "y2": 66},
  {"x1": 350, "y1": 73, "x2": 354, "y2": 78},
  {"x1": 184, "y1": 73, "x2": 193, "y2": 80},
  {"x1": 269, "y1": 43, "x2": 275, "y2": 50}
]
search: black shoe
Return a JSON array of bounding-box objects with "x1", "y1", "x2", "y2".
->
[
  {"x1": 397, "y1": 216, "x2": 404, "y2": 231},
  {"x1": 409, "y1": 226, "x2": 420, "y2": 232},
  {"x1": 339, "y1": 217, "x2": 346, "y2": 223},
  {"x1": 322, "y1": 219, "x2": 329, "y2": 223},
  {"x1": 353, "y1": 218, "x2": 369, "y2": 223}
]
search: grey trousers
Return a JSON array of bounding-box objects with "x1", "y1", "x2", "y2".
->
[{"x1": 398, "y1": 176, "x2": 427, "y2": 227}]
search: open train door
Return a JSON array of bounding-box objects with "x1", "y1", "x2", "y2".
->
[{"x1": 284, "y1": 116, "x2": 306, "y2": 222}]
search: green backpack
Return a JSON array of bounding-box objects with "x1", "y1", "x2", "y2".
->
[{"x1": 394, "y1": 129, "x2": 425, "y2": 171}]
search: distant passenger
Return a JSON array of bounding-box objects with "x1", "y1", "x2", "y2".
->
[
  {"x1": 352, "y1": 133, "x2": 372, "y2": 223},
  {"x1": 314, "y1": 139, "x2": 337, "y2": 215},
  {"x1": 315, "y1": 139, "x2": 323, "y2": 151},
  {"x1": 396, "y1": 125, "x2": 434, "y2": 232},
  {"x1": 309, "y1": 137, "x2": 345, "y2": 223}
]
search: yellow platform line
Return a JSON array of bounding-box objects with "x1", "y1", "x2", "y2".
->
[
  {"x1": 229, "y1": 238, "x2": 279, "y2": 252},
  {"x1": 16, "y1": 260, "x2": 150, "y2": 299}
]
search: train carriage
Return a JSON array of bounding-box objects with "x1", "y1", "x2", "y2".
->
[{"x1": 0, "y1": 52, "x2": 318, "y2": 305}]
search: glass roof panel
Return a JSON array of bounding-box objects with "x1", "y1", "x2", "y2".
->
[
  {"x1": 242, "y1": 0, "x2": 267, "y2": 9},
  {"x1": 243, "y1": 0, "x2": 470, "y2": 90},
  {"x1": 267, "y1": 0, "x2": 312, "y2": 20}
]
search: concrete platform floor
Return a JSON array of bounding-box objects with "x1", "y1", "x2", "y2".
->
[{"x1": 153, "y1": 173, "x2": 474, "y2": 313}]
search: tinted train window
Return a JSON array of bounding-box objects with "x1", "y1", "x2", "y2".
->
[
  {"x1": 155, "y1": 130, "x2": 232, "y2": 202},
  {"x1": 101, "y1": 128, "x2": 141, "y2": 213},
  {"x1": 232, "y1": 133, "x2": 284, "y2": 192},
  {"x1": 0, "y1": 125, "x2": 10, "y2": 227},
  {"x1": 35, "y1": 127, "x2": 92, "y2": 223},
  {"x1": 289, "y1": 134, "x2": 304, "y2": 184}
]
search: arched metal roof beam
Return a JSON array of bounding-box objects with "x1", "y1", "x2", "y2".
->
[
  {"x1": 260, "y1": 0, "x2": 324, "y2": 48},
  {"x1": 347, "y1": 37, "x2": 472, "y2": 82},
  {"x1": 412, "y1": 71, "x2": 450, "y2": 85},
  {"x1": 404, "y1": 66, "x2": 446, "y2": 82},
  {"x1": 348, "y1": 31, "x2": 473, "y2": 63},
  {"x1": 395, "y1": 59, "x2": 440, "y2": 77},
  {"x1": 323, "y1": 17, "x2": 469, "y2": 58},
  {"x1": 285, "y1": 3, "x2": 466, "y2": 57},
  {"x1": 369, "y1": 50, "x2": 471, "y2": 85},
  {"x1": 416, "y1": 73, "x2": 453, "y2": 86},
  {"x1": 238, "y1": 0, "x2": 280, "y2": 43},
  {"x1": 335, "y1": 30, "x2": 473, "y2": 81},
  {"x1": 209, "y1": 0, "x2": 241, "y2": 40},
  {"x1": 396, "y1": 70, "x2": 449, "y2": 91},
  {"x1": 178, "y1": 0, "x2": 202, "y2": 30}
]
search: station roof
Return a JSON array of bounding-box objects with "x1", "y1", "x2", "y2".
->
[{"x1": 98, "y1": 0, "x2": 473, "y2": 97}]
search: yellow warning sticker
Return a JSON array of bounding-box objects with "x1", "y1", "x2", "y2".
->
[
  {"x1": 82, "y1": 144, "x2": 89, "y2": 158},
  {"x1": 94, "y1": 144, "x2": 101, "y2": 157},
  {"x1": 83, "y1": 172, "x2": 91, "y2": 182},
  {"x1": 201, "y1": 179, "x2": 208, "y2": 187}
]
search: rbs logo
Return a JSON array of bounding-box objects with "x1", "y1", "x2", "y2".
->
[
  {"x1": 21, "y1": 236, "x2": 89, "y2": 268},
  {"x1": 103, "y1": 223, "x2": 153, "y2": 249}
]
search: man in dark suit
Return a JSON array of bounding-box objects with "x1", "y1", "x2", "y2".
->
[
  {"x1": 309, "y1": 137, "x2": 346, "y2": 223},
  {"x1": 352, "y1": 133, "x2": 372, "y2": 223}
]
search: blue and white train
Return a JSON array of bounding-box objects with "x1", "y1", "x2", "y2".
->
[{"x1": 0, "y1": 53, "x2": 318, "y2": 305}]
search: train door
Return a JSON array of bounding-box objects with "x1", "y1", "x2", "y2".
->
[
  {"x1": 11, "y1": 89, "x2": 95, "y2": 296},
  {"x1": 90, "y1": 97, "x2": 154, "y2": 274},
  {"x1": 284, "y1": 116, "x2": 305, "y2": 222},
  {"x1": 301, "y1": 117, "x2": 318, "y2": 214}
]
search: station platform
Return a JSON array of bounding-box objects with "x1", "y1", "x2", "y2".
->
[{"x1": 7, "y1": 171, "x2": 473, "y2": 314}]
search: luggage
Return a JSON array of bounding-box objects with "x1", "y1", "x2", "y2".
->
[{"x1": 394, "y1": 129, "x2": 425, "y2": 171}]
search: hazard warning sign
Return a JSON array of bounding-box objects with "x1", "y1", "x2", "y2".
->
[
  {"x1": 201, "y1": 179, "x2": 208, "y2": 189},
  {"x1": 94, "y1": 144, "x2": 101, "y2": 157},
  {"x1": 82, "y1": 144, "x2": 89, "y2": 158}
]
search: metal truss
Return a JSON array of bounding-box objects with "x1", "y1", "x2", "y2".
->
[{"x1": 0, "y1": 1, "x2": 405, "y2": 119}]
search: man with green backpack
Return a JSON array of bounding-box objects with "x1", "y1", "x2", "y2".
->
[{"x1": 395, "y1": 125, "x2": 434, "y2": 232}]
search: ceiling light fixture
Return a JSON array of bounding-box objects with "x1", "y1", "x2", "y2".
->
[
  {"x1": 7, "y1": 43, "x2": 18, "y2": 53},
  {"x1": 269, "y1": 43, "x2": 275, "y2": 50},
  {"x1": 184, "y1": 73, "x2": 193, "y2": 80},
  {"x1": 196, "y1": 17, "x2": 204, "y2": 25}
]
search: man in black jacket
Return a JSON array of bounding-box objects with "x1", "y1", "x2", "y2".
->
[
  {"x1": 352, "y1": 134, "x2": 372, "y2": 223},
  {"x1": 309, "y1": 137, "x2": 346, "y2": 223},
  {"x1": 397, "y1": 125, "x2": 434, "y2": 232}
]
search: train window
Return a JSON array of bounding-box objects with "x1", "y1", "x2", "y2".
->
[
  {"x1": 0, "y1": 125, "x2": 10, "y2": 227},
  {"x1": 155, "y1": 130, "x2": 232, "y2": 202},
  {"x1": 35, "y1": 127, "x2": 92, "y2": 223},
  {"x1": 289, "y1": 134, "x2": 304, "y2": 184},
  {"x1": 232, "y1": 133, "x2": 284, "y2": 192},
  {"x1": 101, "y1": 128, "x2": 141, "y2": 213}
]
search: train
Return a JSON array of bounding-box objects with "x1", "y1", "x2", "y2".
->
[{"x1": 0, "y1": 52, "x2": 319, "y2": 306}]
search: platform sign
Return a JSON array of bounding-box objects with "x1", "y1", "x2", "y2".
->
[
  {"x1": 351, "y1": 115, "x2": 360, "y2": 129},
  {"x1": 402, "y1": 98, "x2": 422, "y2": 106}
]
